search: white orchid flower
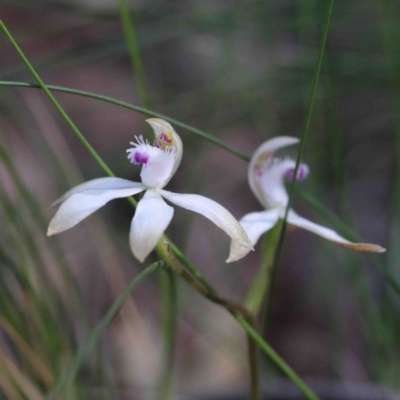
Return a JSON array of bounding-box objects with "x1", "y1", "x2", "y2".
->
[
  {"x1": 47, "y1": 118, "x2": 252, "y2": 262},
  {"x1": 230, "y1": 136, "x2": 385, "y2": 258}
]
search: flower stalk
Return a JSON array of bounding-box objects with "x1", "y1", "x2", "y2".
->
[
  {"x1": 246, "y1": 315, "x2": 260, "y2": 400},
  {"x1": 156, "y1": 239, "x2": 252, "y2": 318},
  {"x1": 245, "y1": 221, "x2": 283, "y2": 317},
  {"x1": 159, "y1": 269, "x2": 177, "y2": 400}
]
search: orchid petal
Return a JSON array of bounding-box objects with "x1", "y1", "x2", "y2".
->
[
  {"x1": 248, "y1": 137, "x2": 299, "y2": 207},
  {"x1": 52, "y1": 177, "x2": 145, "y2": 207},
  {"x1": 146, "y1": 118, "x2": 175, "y2": 139},
  {"x1": 139, "y1": 146, "x2": 176, "y2": 188},
  {"x1": 146, "y1": 118, "x2": 183, "y2": 182},
  {"x1": 287, "y1": 210, "x2": 386, "y2": 253},
  {"x1": 129, "y1": 189, "x2": 174, "y2": 262},
  {"x1": 47, "y1": 180, "x2": 146, "y2": 236},
  {"x1": 258, "y1": 158, "x2": 297, "y2": 207},
  {"x1": 127, "y1": 137, "x2": 177, "y2": 188},
  {"x1": 229, "y1": 209, "x2": 281, "y2": 261},
  {"x1": 160, "y1": 190, "x2": 253, "y2": 262}
]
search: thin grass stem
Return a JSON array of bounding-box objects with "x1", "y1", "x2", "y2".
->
[
  {"x1": 263, "y1": 0, "x2": 334, "y2": 335},
  {"x1": 0, "y1": 80, "x2": 250, "y2": 161},
  {"x1": 117, "y1": 0, "x2": 150, "y2": 109},
  {"x1": 236, "y1": 315, "x2": 319, "y2": 400}
]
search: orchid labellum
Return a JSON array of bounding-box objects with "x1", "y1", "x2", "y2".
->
[{"x1": 48, "y1": 119, "x2": 252, "y2": 262}]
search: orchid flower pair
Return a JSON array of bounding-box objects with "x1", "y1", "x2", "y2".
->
[
  {"x1": 47, "y1": 119, "x2": 252, "y2": 262},
  {"x1": 230, "y1": 137, "x2": 385, "y2": 256},
  {"x1": 48, "y1": 119, "x2": 384, "y2": 264}
]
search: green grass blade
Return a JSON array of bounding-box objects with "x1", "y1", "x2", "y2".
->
[
  {"x1": 46, "y1": 261, "x2": 163, "y2": 400},
  {"x1": 236, "y1": 315, "x2": 320, "y2": 400},
  {"x1": 117, "y1": 0, "x2": 150, "y2": 109},
  {"x1": 263, "y1": 0, "x2": 334, "y2": 330}
]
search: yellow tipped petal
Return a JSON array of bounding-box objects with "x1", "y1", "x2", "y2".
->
[
  {"x1": 333, "y1": 242, "x2": 386, "y2": 253},
  {"x1": 287, "y1": 210, "x2": 385, "y2": 253}
]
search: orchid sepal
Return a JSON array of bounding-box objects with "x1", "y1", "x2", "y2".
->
[
  {"x1": 47, "y1": 178, "x2": 146, "y2": 236},
  {"x1": 129, "y1": 189, "x2": 174, "y2": 262},
  {"x1": 286, "y1": 210, "x2": 385, "y2": 253},
  {"x1": 159, "y1": 189, "x2": 254, "y2": 262}
]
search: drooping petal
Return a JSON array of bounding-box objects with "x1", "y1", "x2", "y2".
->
[
  {"x1": 248, "y1": 137, "x2": 299, "y2": 208},
  {"x1": 47, "y1": 180, "x2": 146, "y2": 236},
  {"x1": 286, "y1": 210, "x2": 386, "y2": 253},
  {"x1": 160, "y1": 190, "x2": 253, "y2": 262},
  {"x1": 52, "y1": 177, "x2": 145, "y2": 207},
  {"x1": 146, "y1": 118, "x2": 183, "y2": 184},
  {"x1": 229, "y1": 209, "x2": 281, "y2": 261},
  {"x1": 129, "y1": 189, "x2": 174, "y2": 262}
]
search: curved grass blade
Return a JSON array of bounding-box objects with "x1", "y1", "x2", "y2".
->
[{"x1": 0, "y1": 80, "x2": 249, "y2": 161}]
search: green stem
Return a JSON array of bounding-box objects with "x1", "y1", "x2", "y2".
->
[
  {"x1": 0, "y1": 80, "x2": 249, "y2": 162},
  {"x1": 46, "y1": 261, "x2": 163, "y2": 400},
  {"x1": 168, "y1": 241, "x2": 216, "y2": 294},
  {"x1": 159, "y1": 269, "x2": 177, "y2": 400},
  {"x1": 246, "y1": 316, "x2": 259, "y2": 400},
  {"x1": 263, "y1": 0, "x2": 334, "y2": 333},
  {"x1": 155, "y1": 240, "x2": 251, "y2": 318},
  {"x1": 236, "y1": 316, "x2": 319, "y2": 400},
  {"x1": 245, "y1": 222, "x2": 283, "y2": 317},
  {"x1": 117, "y1": 0, "x2": 150, "y2": 109}
]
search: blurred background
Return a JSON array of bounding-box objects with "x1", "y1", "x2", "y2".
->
[{"x1": 0, "y1": 0, "x2": 399, "y2": 399}]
